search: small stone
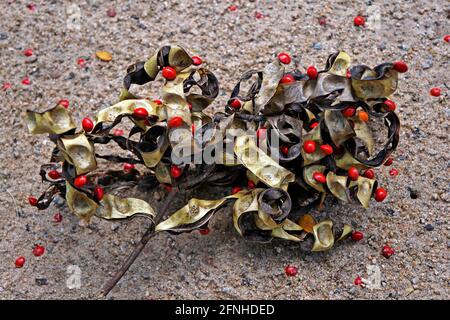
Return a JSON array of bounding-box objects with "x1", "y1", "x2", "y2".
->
[
  {"x1": 35, "y1": 278, "x2": 48, "y2": 286},
  {"x1": 398, "y1": 44, "x2": 409, "y2": 51},
  {"x1": 111, "y1": 223, "x2": 119, "y2": 232},
  {"x1": 424, "y1": 224, "x2": 434, "y2": 231},
  {"x1": 0, "y1": 33, "x2": 8, "y2": 40},
  {"x1": 421, "y1": 57, "x2": 433, "y2": 70},
  {"x1": 312, "y1": 42, "x2": 322, "y2": 50}
]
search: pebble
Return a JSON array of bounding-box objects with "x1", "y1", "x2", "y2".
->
[
  {"x1": 421, "y1": 57, "x2": 433, "y2": 70},
  {"x1": 312, "y1": 42, "x2": 322, "y2": 50},
  {"x1": 0, "y1": 33, "x2": 8, "y2": 40},
  {"x1": 35, "y1": 278, "x2": 48, "y2": 286},
  {"x1": 424, "y1": 224, "x2": 434, "y2": 231}
]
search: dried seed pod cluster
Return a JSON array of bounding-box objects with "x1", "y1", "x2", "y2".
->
[{"x1": 26, "y1": 45, "x2": 402, "y2": 252}]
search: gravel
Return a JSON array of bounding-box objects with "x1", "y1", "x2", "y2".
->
[{"x1": 0, "y1": 0, "x2": 448, "y2": 300}]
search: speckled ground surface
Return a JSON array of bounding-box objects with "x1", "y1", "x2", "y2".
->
[{"x1": 0, "y1": 0, "x2": 448, "y2": 300}]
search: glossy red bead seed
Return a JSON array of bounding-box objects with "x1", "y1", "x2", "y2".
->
[
  {"x1": 382, "y1": 245, "x2": 395, "y2": 258},
  {"x1": 309, "y1": 121, "x2": 319, "y2": 129},
  {"x1": 320, "y1": 144, "x2": 333, "y2": 155},
  {"x1": 113, "y1": 129, "x2": 124, "y2": 136},
  {"x1": 318, "y1": 16, "x2": 326, "y2": 26},
  {"x1": 444, "y1": 35, "x2": 450, "y2": 43},
  {"x1": 430, "y1": 87, "x2": 441, "y2": 97},
  {"x1": 27, "y1": 3, "x2": 37, "y2": 11},
  {"x1": 384, "y1": 99, "x2": 396, "y2": 111},
  {"x1": 133, "y1": 107, "x2": 148, "y2": 118},
  {"x1": 255, "y1": 11, "x2": 263, "y2": 19},
  {"x1": 74, "y1": 175, "x2": 88, "y2": 188},
  {"x1": 231, "y1": 186, "x2": 242, "y2": 194},
  {"x1": 82, "y1": 117, "x2": 94, "y2": 132},
  {"x1": 199, "y1": 227, "x2": 210, "y2": 235},
  {"x1": 280, "y1": 74, "x2": 295, "y2": 84},
  {"x1": 228, "y1": 5, "x2": 237, "y2": 11},
  {"x1": 280, "y1": 145, "x2": 290, "y2": 156},
  {"x1": 348, "y1": 167, "x2": 359, "y2": 181},
  {"x1": 351, "y1": 231, "x2": 364, "y2": 241},
  {"x1": 191, "y1": 56, "x2": 202, "y2": 66},
  {"x1": 342, "y1": 106, "x2": 356, "y2": 117},
  {"x1": 354, "y1": 15, "x2": 365, "y2": 26},
  {"x1": 3, "y1": 82, "x2": 12, "y2": 90},
  {"x1": 393, "y1": 61, "x2": 408, "y2": 73},
  {"x1": 384, "y1": 158, "x2": 393, "y2": 166},
  {"x1": 256, "y1": 128, "x2": 267, "y2": 141},
  {"x1": 22, "y1": 77, "x2": 31, "y2": 85},
  {"x1": 313, "y1": 172, "x2": 327, "y2": 184},
  {"x1": 77, "y1": 58, "x2": 86, "y2": 67},
  {"x1": 354, "y1": 276, "x2": 363, "y2": 286},
  {"x1": 168, "y1": 116, "x2": 184, "y2": 128},
  {"x1": 94, "y1": 186, "x2": 104, "y2": 201},
  {"x1": 230, "y1": 99, "x2": 241, "y2": 109},
  {"x1": 362, "y1": 169, "x2": 375, "y2": 179},
  {"x1": 346, "y1": 69, "x2": 352, "y2": 79},
  {"x1": 278, "y1": 52, "x2": 291, "y2": 64},
  {"x1": 285, "y1": 265, "x2": 298, "y2": 277},
  {"x1": 106, "y1": 8, "x2": 116, "y2": 17},
  {"x1": 306, "y1": 66, "x2": 318, "y2": 80},
  {"x1": 58, "y1": 99, "x2": 69, "y2": 108},
  {"x1": 153, "y1": 99, "x2": 163, "y2": 105},
  {"x1": 389, "y1": 168, "x2": 399, "y2": 177},
  {"x1": 48, "y1": 170, "x2": 61, "y2": 180},
  {"x1": 303, "y1": 140, "x2": 316, "y2": 154},
  {"x1": 247, "y1": 180, "x2": 256, "y2": 189},
  {"x1": 191, "y1": 124, "x2": 195, "y2": 135},
  {"x1": 24, "y1": 48, "x2": 33, "y2": 57},
  {"x1": 162, "y1": 66, "x2": 177, "y2": 80},
  {"x1": 53, "y1": 212, "x2": 63, "y2": 223},
  {"x1": 15, "y1": 256, "x2": 26, "y2": 268},
  {"x1": 123, "y1": 163, "x2": 135, "y2": 172},
  {"x1": 32, "y1": 244, "x2": 45, "y2": 257},
  {"x1": 374, "y1": 187, "x2": 387, "y2": 202},
  {"x1": 28, "y1": 196, "x2": 38, "y2": 206},
  {"x1": 170, "y1": 165, "x2": 182, "y2": 179}
]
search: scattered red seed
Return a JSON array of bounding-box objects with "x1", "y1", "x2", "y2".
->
[
  {"x1": 94, "y1": 186, "x2": 104, "y2": 201},
  {"x1": 309, "y1": 121, "x2": 319, "y2": 129},
  {"x1": 230, "y1": 99, "x2": 241, "y2": 109},
  {"x1": 374, "y1": 187, "x2": 387, "y2": 202},
  {"x1": 348, "y1": 167, "x2": 359, "y2": 181},
  {"x1": 228, "y1": 5, "x2": 237, "y2": 11},
  {"x1": 384, "y1": 99, "x2": 396, "y2": 112},
  {"x1": 285, "y1": 265, "x2": 298, "y2": 277},
  {"x1": 162, "y1": 66, "x2": 177, "y2": 80},
  {"x1": 28, "y1": 196, "x2": 38, "y2": 206},
  {"x1": 354, "y1": 276, "x2": 363, "y2": 286},
  {"x1": 255, "y1": 11, "x2": 263, "y2": 19},
  {"x1": 280, "y1": 74, "x2": 295, "y2": 84},
  {"x1": 303, "y1": 140, "x2": 316, "y2": 154},
  {"x1": 2, "y1": 82, "x2": 12, "y2": 90},
  {"x1": 77, "y1": 58, "x2": 86, "y2": 67},
  {"x1": 153, "y1": 99, "x2": 163, "y2": 105},
  {"x1": 346, "y1": 68, "x2": 352, "y2": 79},
  {"x1": 318, "y1": 16, "x2": 327, "y2": 26},
  {"x1": 170, "y1": 165, "x2": 182, "y2": 179},
  {"x1": 384, "y1": 158, "x2": 393, "y2": 166},
  {"x1": 74, "y1": 175, "x2": 88, "y2": 188},
  {"x1": 188, "y1": 104, "x2": 192, "y2": 111},
  {"x1": 53, "y1": 212, "x2": 63, "y2": 223},
  {"x1": 82, "y1": 117, "x2": 94, "y2": 132},
  {"x1": 199, "y1": 227, "x2": 210, "y2": 235},
  {"x1": 15, "y1": 256, "x2": 26, "y2": 268},
  {"x1": 113, "y1": 128, "x2": 124, "y2": 136},
  {"x1": 123, "y1": 163, "x2": 135, "y2": 172},
  {"x1": 278, "y1": 52, "x2": 291, "y2": 64},
  {"x1": 58, "y1": 99, "x2": 69, "y2": 108},
  {"x1": 27, "y1": 3, "x2": 37, "y2": 11},
  {"x1": 48, "y1": 170, "x2": 61, "y2": 180},
  {"x1": 444, "y1": 35, "x2": 450, "y2": 43},
  {"x1": 191, "y1": 124, "x2": 196, "y2": 135},
  {"x1": 320, "y1": 144, "x2": 333, "y2": 155},
  {"x1": 430, "y1": 87, "x2": 441, "y2": 97},
  {"x1": 106, "y1": 8, "x2": 116, "y2": 17},
  {"x1": 22, "y1": 77, "x2": 31, "y2": 85},
  {"x1": 247, "y1": 180, "x2": 256, "y2": 189},
  {"x1": 168, "y1": 116, "x2": 184, "y2": 128},
  {"x1": 191, "y1": 55, "x2": 202, "y2": 66},
  {"x1": 231, "y1": 186, "x2": 242, "y2": 194},
  {"x1": 351, "y1": 231, "x2": 364, "y2": 241},
  {"x1": 354, "y1": 15, "x2": 365, "y2": 27},
  {"x1": 393, "y1": 61, "x2": 408, "y2": 73},
  {"x1": 280, "y1": 145, "x2": 290, "y2": 156},
  {"x1": 133, "y1": 107, "x2": 148, "y2": 118},
  {"x1": 256, "y1": 128, "x2": 267, "y2": 141},
  {"x1": 342, "y1": 106, "x2": 356, "y2": 117},
  {"x1": 163, "y1": 184, "x2": 173, "y2": 192},
  {"x1": 32, "y1": 244, "x2": 45, "y2": 257},
  {"x1": 389, "y1": 168, "x2": 399, "y2": 177},
  {"x1": 381, "y1": 244, "x2": 395, "y2": 258},
  {"x1": 362, "y1": 169, "x2": 375, "y2": 179},
  {"x1": 313, "y1": 172, "x2": 327, "y2": 184},
  {"x1": 23, "y1": 48, "x2": 33, "y2": 57},
  {"x1": 306, "y1": 66, "x2": 318, "y2": 80}
]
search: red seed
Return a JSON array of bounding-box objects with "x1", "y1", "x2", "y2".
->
[
  {"x1": 199, "y1": 227, "x2": 210, "y2": 235},
  {"x1": 58, "y1": 99, "x2": 69, "y2": 108},
  {"x1": 256, "y1": 128, "x2": 267, "y2": 141},
  {"x1": 384, "y1": 99, "x2": 396, "y2": 112},
  {"x1": 191, "y1": 56, "x2": 202, "y2": 66},
  {"x1": 113, "y1": 128, "x2": 124, "y2": 136},
  {"x1": 280, "y1": 74, "x2": 295, "y2": 84},
  {"x1": 82, "y1": 117, "x2": 94, "y2": 132},
  {"x1": 230, "y1": 99, "x2": 241, "y2": 109},
  {"x1": 280, "y1": 145, "x2": 290, "y2": 156},
  {"x1": 320, "y1": 144, "x2": 333, "y2": 155},
  {"x1": 133, "y1": 107, "x2": 148, "y2": 118},
  {"x1": 153, "y1": 99, "x2": 163, "y2": 105},
  {"x1": 32, "y1": 244, "x2": 45, "y2": 257},
  {"x1": 351, "y1": 231, "x2": 364, "y2": 241},
  {"x1": 191, "y1": 124, "x2": 196, "y2": 135},
  {"x1": 77, "y1": 58, "x2": 86, "y2": 67},
  {"x1": 123, "y1": 163, "x2": 135, "y2": 172},
  {"x1": 430, "y1": 87, "x2": 441, "y2": 97},
  {"x1": 393, "y1": 61, "x2": 408, "y2": 73},
  {"x1": 354, "y1": 276, "x2": 363, "y2": 286},
  {"x1": 106, "y1": 8, "x2": 116, "y2": 17},
  {"x1": 23, "y1": 48, "x2": 33, "y2": 57},
  {"x1": 382, "y1": 244, "x2": 395, "y2": 258},
  {"x1": 278, "y1": 52, "x2": 291, "y2": 64},
  {"x1": 346, "y1": 69, "x2": 352, "y2": 79},
  {"x1": 163, "y1": 184, "x2": 173, "y2": 192},
  {"x1": 228, "y1": 5, "x2": 237, "y2": 11},
  {"x1": 389, "y1": 168, "x2": 399, "y2": 177},
  {"x1": 231, "y1": 186, "x2": 242, "y2": 194},
  {"x1": 285, "y1": 265, "x2": 298, "y2": 277},
  {"x1": 188, "y1": 104, "x2": 192, "y2": 110},
  {"x1": 247, "y1": 180, "x2": 256, "y2": 189},
  {"x1": 94, "y1": 186, "x2": 104, "y2": 201},
  {"x1": 255, "y1": 11, "x2": 263, "y2": 19},
  {"x1": 74, "y1": 175, "x2": 88, "y2": 188},
  {"x1": 384, "y1": 158, "x2": 393, "y2": 166},
  {"x1": 444, "y1": 35, "x2": 450, "y2": 43},
  {"x1": 53, "y1": 212, "x2": 63, "y2": 223},
  {"x1": 2, "y1": 82, "x2": 12, "y2": 90},
  {"x1": 374, "y1": 187, "x2": 387, "y2": 202},
  {"x1": 306, "y1": 66, "x2": 318, "y2": 80},
  {"x1": 27, "y1": 3, "x2": 37, "y2": 11},
  {"x1": 348, "y1": 167, "x2": 359, "y2": 181},
  {"x1": 309, "y1": 121, "x2": 319, "y2": 129},
  {"x1": 168, "y1": 116, "x2": 184, "y2": 128},
  {"x1": 354, "y1": 15, "x2": 365, "y2": 26},
  {"x1": 303, "y1": 140, "x2": 316, "y2": 154},
  {"x1": 170, "y1": 165, "x2": 182, "y2": 179},
  {"x1": 48, "y1": 170, "x2": 61, "y2": 180},
  {"x1": 313, "y1": 172, "x2": 327, "y2": 184},
  {"x1": 318, "y1": 16, "x2": 326, "y2": 26},
  {"x1": 342, "y1": 106, "x2": 356, "y2": 117},
  {"x1": 22, "y1": 77, "x2": 31, "y2": 85},
  {"x1": 162, "y1": 66, "x2": 177, "y2": 80},
  {"x1": 28, "y1": 196, "x2": 38, "y2": 206},
  {"x1": 362, "y1": 169, "x2": 375, "y2": 179},
  {"x1": 15, "y1": 256, "x2": 26, "y2": 268}
]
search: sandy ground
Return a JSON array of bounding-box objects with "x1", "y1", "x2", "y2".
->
[{"x1": 0, "y1": 0, "x2": 449, "y2": 300}]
